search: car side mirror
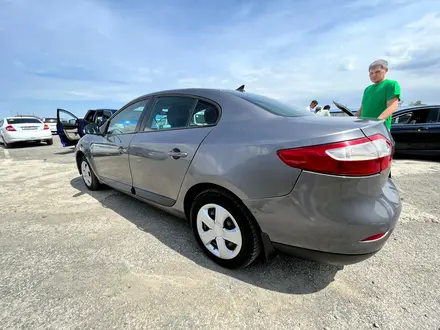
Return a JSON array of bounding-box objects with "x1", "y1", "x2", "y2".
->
[{"x1": 84, "y1": 123, "x2": 101, "y2": 135}]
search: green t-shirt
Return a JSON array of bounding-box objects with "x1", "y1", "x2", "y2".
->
[{"x1": 361, "y1": 79, "x2": 401, "y2": 130}]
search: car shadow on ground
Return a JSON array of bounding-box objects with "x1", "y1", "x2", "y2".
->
[
  {"x1": 0, "y1": 141, "x2": 49, "y2": 149},
  {"x1": 54, "y1": 147, "x2": 75, "y2": 155},
  {"x1": 393, "y1": 153, "x2": 439, "y2": 162},
  {"x1": 70, "y1": 177, "x2": 343, "y2": 295}
]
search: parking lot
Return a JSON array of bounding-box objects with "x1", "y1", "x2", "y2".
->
[{"x1": 1, "y1": 137, "x2": 439, "y2": 329}]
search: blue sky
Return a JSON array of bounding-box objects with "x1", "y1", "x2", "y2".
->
[{"x1": 1, "y1": 0, "x2": 440, "y2": 118}]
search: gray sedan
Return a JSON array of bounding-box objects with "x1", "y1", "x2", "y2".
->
[{"x1": 74, "y1": 87, "x2": 402, "y2": 269}]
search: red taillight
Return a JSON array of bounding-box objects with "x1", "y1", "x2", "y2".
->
[
  {"x1": 5, "y1": 125, "x2": 16, "y2": 132},
  {"x1": 44, "y1": 124, "x2": 49, "y2": 130},
  {"x1": 277, "y1": 134, "x2": 392, "y2": 176},
  {"x1": 361, "y1": 232, "x2": 388, "y2": 242}
]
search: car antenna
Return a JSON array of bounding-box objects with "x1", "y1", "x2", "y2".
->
[{"x1": 236, "y1": 84, "x2": 245, "y2": 92}]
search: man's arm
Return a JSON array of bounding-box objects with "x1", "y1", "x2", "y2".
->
[
  {"x1": 379, "y1": 80, "x2": 401, "y2": 120},
  {"x1": 378, "y1": 96, "x2": 399, "y2": 120},
  {"x1": 356, "y1": 104, "x2": 362, "y2": 117}
]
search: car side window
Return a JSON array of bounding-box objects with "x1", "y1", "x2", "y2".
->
[
  {"x1": 144, "y1": 96, "x2": 197, "y2": 131},
  {"x1": 392, "y1": 112, "x2": 412, "y2": 124},
  {"x1": 407, "y1": 109, "x2": 430, "y2": 124},
  {"x1": 59, "y1": 110, "x2": 78, "y2": 126},
  {"x1": 392, "y1": 109, "x2": 435, "y2": 125},
  {"x1": 102, "y1": 111, "x2": 112, "y2": 123},
  {"x1": 84, "y1": 111, "x2": 95, "y2": 123},
  {"x1": 94, "y1": 111, "x2": 104, "y2": 125},
  {"x1": 189, "y1": 100, "x2": 219, "y2": 127},
  {"x1": 107, "y1": 100, "x2": 148, "y2": 135},
  {"x1": 426, "y1": 108, "x2": 439, "y2": 123}
]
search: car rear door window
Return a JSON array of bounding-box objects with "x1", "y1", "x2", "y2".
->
[
  {"x1": 144, "y1": 96, "x2": 197, "y2": 131},
  {"x1": 393, "y1": 108, "x2": 434, "y2": 125},
  {"x1": 189, "y1": 100, "x2": 219, "y2": 127},
  {"x1": 107, "y1": 100, "x2": 148, "y2": 135},
  {"x1": 408, "y1": 108, "x2": 431, "y2": 124},
  {"x1": 427, "y1": 108, "x2": 440, "y2": 123},
  {"x1": 392, "y1": 112, "x2": 413, "y2": 124}
]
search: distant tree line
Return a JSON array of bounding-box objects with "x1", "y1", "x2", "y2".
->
[{"x1": 408, "y1": 100, "x2": 425, "y2": 106}]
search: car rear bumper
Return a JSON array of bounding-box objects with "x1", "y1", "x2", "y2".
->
[
  {"x1": 243, "y1": 170, "x2": 402, "y2": 264},
  {"x1": 272, "y1": 242, "x2": 381, "y2": 265},
  {"x1": 4, "y1": 131, "x2": 53, "y2": 143}
]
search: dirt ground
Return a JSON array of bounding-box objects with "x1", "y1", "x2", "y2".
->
[{"x1": 1, "y1": 138, "x2": 439, "y2": 329}]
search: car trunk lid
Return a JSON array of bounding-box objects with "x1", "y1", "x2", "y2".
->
[
  {"x1": 281, "y1": 115, "x2": 392, "y2": 146},
  {"x1": 277, "y1": 116, "x2": 393, "y2": 177}
]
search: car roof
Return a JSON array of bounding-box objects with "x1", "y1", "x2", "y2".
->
[
  {"x1": 393, "y1": 105, "x2": 440, "y2": 116},
  {"x1": 397, "y1": 104, "x2": 440, "y2": 110},
  {"x1": 89, "y1": 108, "x2": 118, "y2": 111},
  {"x1": 130, "y1": 88, "x2": 238, "y2": 102},
  {"x1": 7, "y1": 116, "x2": 42, "y2": 120}
]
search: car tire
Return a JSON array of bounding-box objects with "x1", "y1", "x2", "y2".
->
[
  {"x1": 1, "y1": 136, "x2": 10, "y2": 149},
  {"x1": 46, "y1": 139, "x2": 53, "y2": 145},
  {"x1": 190, "y1": 188, "x2": 262, "y2": 269},
  {"x1": 80, "y1": 156, "x2": 101, "y2": 191}
]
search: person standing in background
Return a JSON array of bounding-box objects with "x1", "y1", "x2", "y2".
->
[
  {"x1": 356, "y1": 59, "x2": 401, "y2": 131},
  {"x1": 316, "y1": 105, "x2": 332, "y2": 116},
  {"x1": 306, "y1": 100, "x2": 318, "y2": 113},
  {"x1": 357, "y1": 59, "x2": 400, "y2": 178}
]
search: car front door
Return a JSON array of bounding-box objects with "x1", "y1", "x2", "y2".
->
[
  {"x1": 129, "y1": 96, "x2": 220, "y2": 206},
  {"x1": 90, "y1": 99, "x2": 150, "y2": 193},
  {"x1": 391, "y1": 108, "x2": 431, "y2": 152},
  {"x1": 57, "y1": 108, "x2": 83, "y2": 147}
]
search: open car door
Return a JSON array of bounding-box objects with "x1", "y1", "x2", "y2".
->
[
  {"x1": 332, "y1": 101, "x2": 355, "y2": 116},
  {"x1": 57, "y1": 108, "x2": 84, "y2": 147}
]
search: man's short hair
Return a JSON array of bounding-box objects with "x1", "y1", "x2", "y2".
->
[
  {"x1": 311, "y1": 100, "x2": 318, "y2": 104},
  {"x1": 369, "y1": 59, "x2": 388, "y2": 71},
  {"x1": 323, "y1": 105, "x2": 331, "y2": 110}
]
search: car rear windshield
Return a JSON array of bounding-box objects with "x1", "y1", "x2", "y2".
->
[
  {"x1": 7, "y1": 118, "x2": 41, "y2": 124},
  {"x1": 231, "y1": 91, "x2": 313, "y2": 117},
  {"x1": 43, "y1": 118, "x2": 57, "y2": 122}
]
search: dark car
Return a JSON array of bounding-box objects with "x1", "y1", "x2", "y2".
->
[
  {"x1": 390, "y1": 105, "x2": 440, "y2": 156},
  {"x1": 57, "y1": 108, "x2": 117, "y2": 147}
]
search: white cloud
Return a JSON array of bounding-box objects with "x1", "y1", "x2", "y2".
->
[
  {"x1": 1, "y1": 0, "x2": 440, "y2": 116},
  {"x1": 384, "y1": 13, "x2": 440, "y2": 74}
]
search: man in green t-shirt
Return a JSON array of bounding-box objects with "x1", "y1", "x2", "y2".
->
[{"x1": 356, "y1": 59, "x2": 401, "y2": 130}]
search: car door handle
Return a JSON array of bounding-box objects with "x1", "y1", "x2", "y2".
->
[{"x1": 167, "y1": 149, "x2": 188, "y2": 159}]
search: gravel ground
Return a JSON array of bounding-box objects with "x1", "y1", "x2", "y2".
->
[{"x1": 1, "y1": 138, "x2": 439, "y2": 330}]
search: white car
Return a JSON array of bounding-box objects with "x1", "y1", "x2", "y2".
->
[
  {"x1": 0, "y1": 116, "x2": 53, "y2": 148},
  {"x1": 42, "y1": 117, "x2": 57, "y2": 134}
]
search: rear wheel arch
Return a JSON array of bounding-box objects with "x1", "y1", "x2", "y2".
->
[
  {"x1": 188, "y1": 186, "x2": 263, "y2": 268},
  {"x1": 75, "y1": 151, "x2": 84, "y2": 174},
  {"x1": 183, "y1": 183, "x2": 261, "y2": 231}
]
